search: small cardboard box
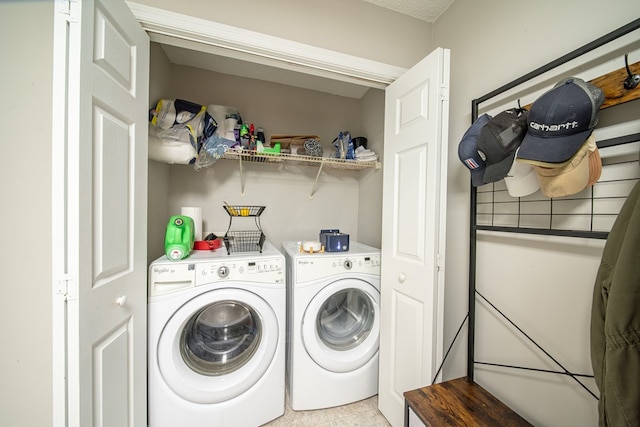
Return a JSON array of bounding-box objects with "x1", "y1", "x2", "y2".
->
[{"x1": 270, "y1": 134, "x2": 320, "y2": 150}]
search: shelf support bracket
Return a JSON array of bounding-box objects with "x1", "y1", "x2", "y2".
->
[
  {"x1": 309, "y1": 161, "x2": 325, "y2": 199},
  {"x1": 238, "y1": 154, "x2": 245, "y2": 196}
]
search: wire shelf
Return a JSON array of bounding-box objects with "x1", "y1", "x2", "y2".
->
[{"x1": 222, "y1": 149, "x2": 380, "y2": 170}]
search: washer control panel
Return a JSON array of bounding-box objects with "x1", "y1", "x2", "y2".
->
[{"x1": 196, "y1": 257, "x2": 285, "y2": 286}]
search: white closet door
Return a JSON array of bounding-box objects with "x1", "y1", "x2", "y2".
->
[
  {"x1": 378, "y1": 47, "x2": 450, "y2": 427},
  {"x1": 54, "y1": 0, "x2": 149, "y2": 425}
]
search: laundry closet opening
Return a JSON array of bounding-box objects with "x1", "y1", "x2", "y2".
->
[{"x1": 138, "y1": 3, "x2": 403, "y2": 260}]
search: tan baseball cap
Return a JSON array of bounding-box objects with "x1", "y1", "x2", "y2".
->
[
  {"x1": 533, "y1": 134, "x2": 596, "y2": 198},
  {"x1": 588, "y1": 144, "x2": 602, "y2": 186}
]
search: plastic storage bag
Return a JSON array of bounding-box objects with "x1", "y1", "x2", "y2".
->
[{"x1": 148, "y1": 99, "x2": 213, "y2": 165}]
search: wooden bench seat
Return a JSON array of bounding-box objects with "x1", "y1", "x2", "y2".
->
[{"x1": 404, "y1": 377, "x2": 533, "y2": 426}]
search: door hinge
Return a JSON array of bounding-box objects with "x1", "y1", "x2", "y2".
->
[
  {"x1": 57, "y1": 0, "x2": 79, "y2": 23},
  {"x1": 436, "y1": 254, "x2": 445, "y2": 272},
  {"x1": 55, "y1": 274, "x2": 78, "y2": 301},
  {"x1": 440, "y1": 83, "x2": 450, "y2": 102}
]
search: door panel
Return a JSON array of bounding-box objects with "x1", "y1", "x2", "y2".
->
[
  {"x1": 391, "y1": 291, "x2": 424, "y2": 394},
  {"x1": 395, "y1": 145, "x2": 427, "y2": 260},
  {"x1": 397, "y1": 83, "x2": 430, "y2": 128},
  {"x1": 94, "y1": 321, "x2": 130, "y2": 427},
  {"x1": 93, "y1": 107, "x2": 132, "y2": 282},
  {"x1": 61, "y1": 0, "x2": 149, "y2": 426},
  {"x1": 94, "y1": 7, "x2": 136, "y2": 90},
  {"x1": 379, "y1": 48, "x2": 450, "y2": 427}
]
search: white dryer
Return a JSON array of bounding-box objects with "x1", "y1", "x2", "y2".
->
[
  {"x1": 282, "y1": 241, "x2": 381, "y2": 410},
  {"x1": 148, "y1": 242, "x2": 285, "y2": 427}
]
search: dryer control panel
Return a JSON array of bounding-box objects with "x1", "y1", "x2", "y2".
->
[
  {"x1": 196, "y1": 257, "x2": 285, "y2": 286},
  {"x1": 295, "y1": 254, "x2": 380, "y2": 283}
]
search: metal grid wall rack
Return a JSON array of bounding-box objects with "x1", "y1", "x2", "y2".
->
[
  {"x1": 405, "y1": 19, "x2": 640, "y2": 427},
  {"x1": 465, "y1": 16, "x2": 640, "y2": 414}
]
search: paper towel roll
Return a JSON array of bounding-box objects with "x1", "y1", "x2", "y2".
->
[{"x1": 181, "y1": 207, "x2": 202, "y2": 241}]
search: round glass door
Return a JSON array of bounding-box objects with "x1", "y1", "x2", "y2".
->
[
  {"x1": 158, "y1": 288, "x2": 278, "y2": 404},
  {"x1": 316, "y1": 289, "x2": 374, "y2": 351},
  {"x1": 302, "y1": 278, "x2": 380, "y2": 373},
  {"x1": 181, "y1": 301, "x2": 261, "y2": 376}
]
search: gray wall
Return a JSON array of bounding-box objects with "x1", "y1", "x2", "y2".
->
[
  {"x1": 435, "y1": 1, "x2": 640, "y2": 425},
  {"x1": 0, "y1": 1, "x2": 54, "y2": 426},
  {"x1": 148, "y1": 43, "x2": 172, "y2": 261},
  {"x1": 4, "y1": 0, "x2": 639, "y2": 425},
  {"x1": 132, "y1": 0, "x2": 434, "y2": 68},
  {"x1": 143, "y1": 2, "x2": 640, "y2": 424},
  {"x1": 357, "y1": 87, "x2": 385, "y2": 247}
]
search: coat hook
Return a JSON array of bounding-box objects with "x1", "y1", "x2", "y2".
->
[
  {"x1": 517, "y1": 99, "x2": 522, "y2": 109},
  {"x1": 623, "y1": 54, "x2": 640, "y2": 90}
]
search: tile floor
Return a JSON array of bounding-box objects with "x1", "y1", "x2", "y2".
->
[{"x1": 263, "y1": 394, "x2": 391, "y2": 427}]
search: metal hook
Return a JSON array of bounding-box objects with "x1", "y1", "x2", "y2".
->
[{"x1": 623, "y1": 54, "x2": 640, "y2": 90}]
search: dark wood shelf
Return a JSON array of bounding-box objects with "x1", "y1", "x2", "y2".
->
[{"x1": 404, "y1": 377, "x2": 532, "y2": 427}]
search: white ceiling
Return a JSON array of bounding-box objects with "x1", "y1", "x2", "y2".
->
[
  {"x1": 363, "y1": 0, "x2": 455, "y2": 23},
  {"x1": 155, "y1": 1, "x2": 455, "y2": 98}
]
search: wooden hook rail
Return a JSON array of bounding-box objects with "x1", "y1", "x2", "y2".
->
[
  {"x1": 522, "y1": 59, "x2": 640, "y2": 110},
  {"x1": 593, "y1": 59, "x2": 640, "y2": 109}
]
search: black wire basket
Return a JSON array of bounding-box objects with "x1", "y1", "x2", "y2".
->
[
  {"x1": 222, "y1": 205, "x2": 266, "y2": 254},
  {"x1": 223, "y1": 231, "x2": 265, "y2": 254},
  {"x1": 223, "y1": 205, "x2": 266, "y2": 217}
]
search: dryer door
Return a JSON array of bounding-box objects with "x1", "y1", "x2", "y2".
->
[
  {"x1": 302, "y1": 278, "x2": 380, "y2": 373},
  {"x1": 157, "y1": 287, "x2": 278, "y2": 403}
]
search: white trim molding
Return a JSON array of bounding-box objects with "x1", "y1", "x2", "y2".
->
[{"x1": 126, "y1": 2, "x2": 406, "y2": 89}]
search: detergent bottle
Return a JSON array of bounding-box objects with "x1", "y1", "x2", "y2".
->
[{"x1": 164, "y1": 215, "x2": 195, "y2": 260}]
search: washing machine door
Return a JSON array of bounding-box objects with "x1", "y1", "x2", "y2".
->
[
  {"x1": 302, "y1": 278, "x2": 380, "y2": 373},
  {"x1": 157, "y1": 287, "x2": 278, "y2": 404}
]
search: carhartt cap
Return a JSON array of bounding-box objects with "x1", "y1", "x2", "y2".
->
[{"x1": 518, "y1": 77, "x2": 604, "y2": 164}]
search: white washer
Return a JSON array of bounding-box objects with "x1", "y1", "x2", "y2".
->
[
  {"x1": 148, "y1": 242, "x2": 285, "y2": 427},
  {"x1": 282, "y1": 241, "x2": 381, "y2": 410}
]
